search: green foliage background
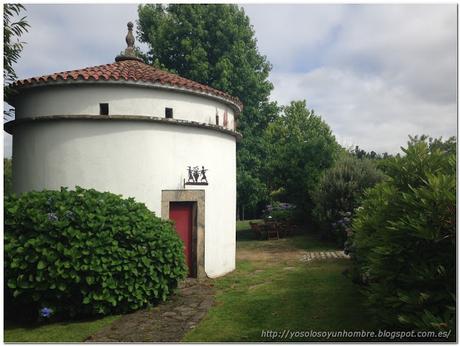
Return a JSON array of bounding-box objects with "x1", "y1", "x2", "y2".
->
[
  {"x1": 265, "y1": 100, "x2": 340, "y2": 218},
  {"x1": 4, "y1": 187, "x2": 187, "y2": 322},
  {"x1": 350, "y1": 137, "x2": 456, "y2": 331}
]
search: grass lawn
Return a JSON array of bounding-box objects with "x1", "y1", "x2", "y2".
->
[
  {"x1": 235, "y1": 218, "x2": 263, "y2": 231},
  {"x1": 236, "y1": 219, "x2": 340, "y2": 252},
  {"x1": 183, "y1": 220, "x2": 376, "y2": 342},
  {"x1": 4, "y1": 315, "x2": 120, "y2": 342}
]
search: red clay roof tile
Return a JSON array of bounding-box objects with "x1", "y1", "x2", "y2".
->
[{"x1": 14, "y1": 59, "x2": 242, "y2": 111}]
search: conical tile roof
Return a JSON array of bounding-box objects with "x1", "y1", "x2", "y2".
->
[{"x1": 13, "y1": 59, "x2": 243, "y2": 111}]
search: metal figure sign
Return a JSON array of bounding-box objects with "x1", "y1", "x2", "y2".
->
[{"x1": 185, "y1": 166, "x2": 209, "y2": 186}]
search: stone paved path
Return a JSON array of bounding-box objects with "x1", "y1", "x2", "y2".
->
[
  {"x1": 85, "y1": 279, "x2": 214, "y2": 342},
  {"x1": 299, "y1": 251, "x2": 349, "y2": 263}
]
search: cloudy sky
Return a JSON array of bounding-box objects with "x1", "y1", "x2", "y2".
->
[{"x1": 3, "y1": 3, "x2": 457, "y2": 157}]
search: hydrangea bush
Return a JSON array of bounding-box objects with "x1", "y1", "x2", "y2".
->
[
  {"x1": 263, "y1": 202, "x2": 299, "y2": 222},
  {"x1": 4, "y1": 187, "x2": 187, "y2": 322}
]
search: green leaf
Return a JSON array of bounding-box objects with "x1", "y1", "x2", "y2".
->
[{"x1": 7, "y1": 279, "x2": 16, "y2": 289}]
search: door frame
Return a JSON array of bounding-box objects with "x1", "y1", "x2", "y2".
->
[{"x1": 161, "y1": 190, "x2": 205, "y2": 279}]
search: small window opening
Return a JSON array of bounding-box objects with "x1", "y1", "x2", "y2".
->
[
  {"x1": 165, "y1": 107, "x2": 173, "y2": 119},
  {"x1": 99, "y1": 103, "x2": 109, "y2": 116},
  {"x1": 215, "y1": 115, "x2": 219, "y2": 126}
]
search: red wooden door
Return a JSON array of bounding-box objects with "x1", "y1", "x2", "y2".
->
[{"x1": 169, "y1": 202, "x2": 193, "y2": 275}]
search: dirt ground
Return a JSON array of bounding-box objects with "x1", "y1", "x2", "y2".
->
[{"x1": 237, "y1": 245, "x2": 308, "y2": 262}]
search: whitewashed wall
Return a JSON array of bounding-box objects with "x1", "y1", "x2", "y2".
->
[
  {"x1": 12, "y1": 120, "x2": 236, "y2": 278},
  {"x1": 14, "y1": 84, "x2": 237, "y2": 130}
]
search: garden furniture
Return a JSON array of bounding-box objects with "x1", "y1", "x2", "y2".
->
[
  {"x1": 264, "y1": 221, "x2": 280, "y2": 240},
  {"x1": 249, "y1": 222, "x2": 265, "y2": 240}
]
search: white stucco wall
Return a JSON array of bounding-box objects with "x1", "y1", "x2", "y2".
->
[
  {"x1": 14, "y1": 84, "x2": 237, "y2": 131},
  {"x1": 12, "y1": 120, "x2": 236, "y2": 278}
]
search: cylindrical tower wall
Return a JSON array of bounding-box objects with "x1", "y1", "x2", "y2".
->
[
  {"x1": 12, "y1": 85, "x2": 236, "y2": 277},
  {"x1": 14, "y1": 84, "x2": 236, "y2": 130}
]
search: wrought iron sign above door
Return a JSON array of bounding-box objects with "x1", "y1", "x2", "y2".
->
[{"x1": 185, "y1": 166, "x2": 208, "y2": 186}]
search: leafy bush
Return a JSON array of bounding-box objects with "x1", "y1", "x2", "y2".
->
[
  {"x1": 350, "y1": 137, "x2": 456, "y2": 332},
  {"x1": 312, "y1": 155, "x2": 384, "y2": 244},
  {"x1": 5, "y1": 187, "x2": 187, "y2": 322}
]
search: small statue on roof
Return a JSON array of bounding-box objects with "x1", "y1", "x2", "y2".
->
[
  {"x1": 115, "y1": 22, "x2": 144, "y2": 62},
  {"x1": 125, "y1": 22, "x2": 135, "y2": 55}
]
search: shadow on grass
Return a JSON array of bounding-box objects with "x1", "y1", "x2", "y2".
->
[{"x1": 236, "y1": 229, "x2": 259, "y2": 242}]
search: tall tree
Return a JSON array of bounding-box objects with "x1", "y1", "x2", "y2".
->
[
  {"x1": 137, "y1": 4, "x2": 278, "y2": 218},
  {"x1": 4, "y1": 4, "x2": 29, "y2": 106},
  {"x1": 265, "y1": 100, "x2": 340, "y2": 219}
]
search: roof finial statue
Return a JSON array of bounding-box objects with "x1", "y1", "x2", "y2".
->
[
  {"x1": 125, "y1": 22, "x2": 135, "y2": 53},
  {"x1": 115, "y1": 22, "x2": 144, "y2": 62}
]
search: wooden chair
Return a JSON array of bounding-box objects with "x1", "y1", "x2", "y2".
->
[
  {"x1": 265, "y1": 221, "x2": 280, "y2": 240},
  {"x1": 278, "y1": 221, "x2": 289, "y2": 238},
  {"x1": 249, "y1": 222, "x2": 264, "y2": 240}
]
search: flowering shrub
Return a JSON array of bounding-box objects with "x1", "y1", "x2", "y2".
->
[
  {"x1": 351, "y1": 138, "x2": 455, "y2": 332},
  {"x1": 4, "y1": 187, "x2": 187, "y2": 322},
  {"x1": 331, "y1": 211, "x2": 353, "y2": 250},
  {"x1": 263, "y1": 202, "x2": 297, "y2": 221},
  {"x1": 312, "y1": 155, "x2": 384, "y2": 245},
  {"x1": 40, "y1": 307, "x2": 53, "y2": 318}
]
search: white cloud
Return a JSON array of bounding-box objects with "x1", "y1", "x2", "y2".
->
[
  {"x1": 17, "y1": 4, "x2": 149, "y2": 76},
  {"x1": 243, "y1": 4, "x2": 347, "y2": 72},
  {"x1": 270, "y1": 67, "x2": 456, "y2": 153},
  {"x1": 327, "y1": 5, "x2": 457, "y2": 105},
  {"x1": 245, "y1": 4, "x2": 457, "y2": 153}
]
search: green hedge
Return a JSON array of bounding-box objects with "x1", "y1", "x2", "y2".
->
[
  {"x1": 5, "y1": 187, "x2": 187, "y2": 322},
  {"x1": 350, "y1": 137, "x2": 455, "y2": 331}
]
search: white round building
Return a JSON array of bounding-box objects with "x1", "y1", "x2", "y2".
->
[{"x1": 6, "y1": 23, "x2": 242, "y2": 279}]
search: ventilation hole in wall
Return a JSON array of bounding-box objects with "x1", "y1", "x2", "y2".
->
[
  {"x1": 165, "y1": 107, "x2": 173, "y2": 119},
  {"x1": 99, "y1": 103, "x2": 109, "y2": 116},
  {"x1": 215, "y1": 115, "x2": 219, "y2": 126}
]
